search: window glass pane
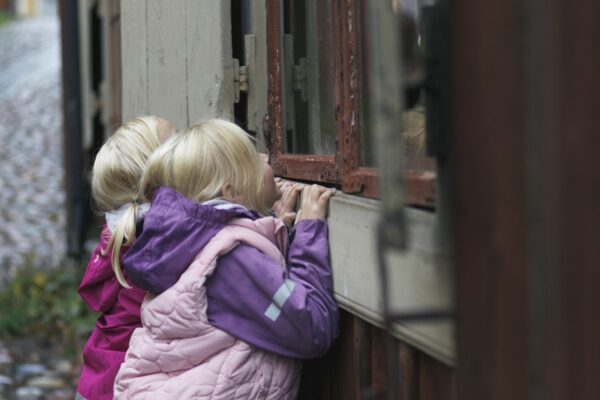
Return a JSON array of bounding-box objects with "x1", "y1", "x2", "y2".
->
[
  {"x1": 282, "y1": 0, "x2": 335, "y2": 154},
  {"x1": 358, "y1": 0, "x2": 437, "y2": 174}
]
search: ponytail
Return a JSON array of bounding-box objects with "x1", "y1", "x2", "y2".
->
[{"x1": 105, "y1": 202, "x2": 139, "y2": 289}]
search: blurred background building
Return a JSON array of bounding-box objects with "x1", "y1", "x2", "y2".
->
[{"x1": 0, "y1": 0, "x2": 56, "y2": 17}]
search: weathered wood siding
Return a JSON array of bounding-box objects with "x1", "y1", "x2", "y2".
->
[
  {"x1": 298, "y1": 311, "x2": 457, "y2": 400},
  {"x1": 120, "y1": 0, "x2": 148, "y2": 123},
  {"x1": 120, "y1": 0, "x2": 234, "y2": 127}
]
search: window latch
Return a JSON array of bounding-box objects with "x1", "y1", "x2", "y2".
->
[
  {"x1": 293, "y1": 58, "x2": 307, "y2": 101},
  {"x1": 282, "y1": 34, "x2": 307, "y2": 147}
]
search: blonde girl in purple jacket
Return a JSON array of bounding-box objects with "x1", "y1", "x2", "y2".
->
[
  {"x1": 112, "y1": 119, "x2": 339, "y2": 399},
  {"x1": 76, "y1": 116, "x2": 175, "y2": 400}
]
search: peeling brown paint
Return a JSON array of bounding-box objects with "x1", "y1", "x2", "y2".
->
[{"x1": 266, "y1": 0, "x2": 435, "y2": 207}]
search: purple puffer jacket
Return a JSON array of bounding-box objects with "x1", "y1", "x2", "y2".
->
[
  {"x1": 124, "y1": 187, "x2": 339, "y2": 359},
  {"x1": 76, "y1": 226, "x2": 146, "y2": 400}
]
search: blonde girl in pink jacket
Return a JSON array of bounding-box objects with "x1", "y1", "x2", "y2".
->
[{"x1": 113, "y1": 119, "x2": 339, "y2": 399}]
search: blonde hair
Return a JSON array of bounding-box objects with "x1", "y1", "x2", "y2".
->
[
  {"x1": 91, "y1": 116, "x2": 162, "y2": 288},
  {"x1": 139, "y1": 119, "x2": 265, "y2": 212}
]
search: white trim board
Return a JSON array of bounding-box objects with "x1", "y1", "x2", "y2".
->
[{"x1": 328, "y1": 192, "x2": 456, "y2": 365}]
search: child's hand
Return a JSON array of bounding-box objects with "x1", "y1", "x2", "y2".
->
[
  {"x1": 296, "y1": 184, "x2": 336, "y2": 222},
  {"x1": 272, "y1": 182, "x2": 303, "y2": 227}
]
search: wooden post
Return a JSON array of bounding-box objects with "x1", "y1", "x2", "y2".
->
[{"x1": 454, "y1": 0, "x2": 600, "y2": 398}]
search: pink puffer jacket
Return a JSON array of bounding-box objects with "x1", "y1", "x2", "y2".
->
[{"x1": 114, "y1": 217, "x2": 301, "y2": 399}]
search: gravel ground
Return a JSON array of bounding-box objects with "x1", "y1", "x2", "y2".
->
[{"x1": 0, "y1": 15, "x2": 66, "y2": 286}]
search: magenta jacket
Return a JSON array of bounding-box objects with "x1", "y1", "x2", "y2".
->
[{"x1": 76, "y1": 227, "x2": 146, "y2": 400}]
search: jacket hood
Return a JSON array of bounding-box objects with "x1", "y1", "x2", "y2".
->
[
  {"x1": 77, "y1": 226, "x2": 144, "y2": 311},
  {"x1": 123, "y1": 187, "x2": 258, "y2": 295},
  {"x1": 78, "y1": 227, "x2": 120, "y2": 312}
]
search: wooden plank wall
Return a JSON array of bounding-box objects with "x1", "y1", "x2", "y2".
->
[
  {"x1": 120, "y1": 0, "x2": 148, "y2": 122},
  {"x1": 186, "y1": 0, "x2": 234, "y2": 125},
  {"x1": 298, "y1": 311, "x2": 457, "y2": 400},
  {"x1": 146, "y1": 0, "x2": 188, "y2": 125},
  {"x1": 120, "y1": 0, "x2": 234, "y2": 128}
]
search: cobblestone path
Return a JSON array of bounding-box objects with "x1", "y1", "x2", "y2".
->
[
  {"x1": 0, "y1": 16, "x2": 65, "y2": 285},
  {"x1": 0, "y1": 9, "x2": 86, "y2": 400}
]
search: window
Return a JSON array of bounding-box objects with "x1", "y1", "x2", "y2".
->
[
  {"x1": 266, "y1": 0, "x2": 437, "y2": 208},
  {"x1": 260, "y1": 0, "x2": 454, "y2": 364}
]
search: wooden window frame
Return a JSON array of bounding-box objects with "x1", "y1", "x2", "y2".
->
[{"x1": 265, "y1": 0, "x2": 435, "y2": 206}]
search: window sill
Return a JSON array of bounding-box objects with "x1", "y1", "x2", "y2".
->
[{"x1": 327, "y1": 191, "x2": 455, "y2": 365}]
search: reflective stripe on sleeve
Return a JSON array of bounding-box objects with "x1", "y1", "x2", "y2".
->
[{"x1": 264, "y1": 279, "x2": 296, "y2": 322}]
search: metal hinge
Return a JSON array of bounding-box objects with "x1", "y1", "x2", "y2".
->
[
  {"x1": 233, "y1": 59, "x2": 249, "y2": 104},
  {"x1": 233, "y1": 34, "x2": 263, "y2": 134}
]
